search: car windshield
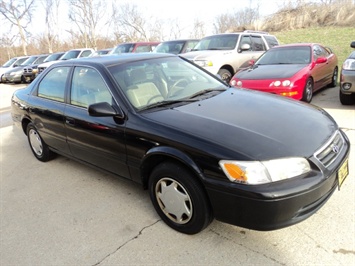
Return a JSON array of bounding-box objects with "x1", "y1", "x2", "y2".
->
[
  {"x1": 154, "y1": 41, "x2": 185, "y2": 54},
  {"x1": 20, "y1": 56, "x2": 38, "y2": 66},
  {"x1": 43, "y1": 53, "x2": 64, "y2": 62},
  {"x1": 61, "y1": 51, "x2": 80, "y2": 60},
  {"x1": 192, "y1": 34, "x2": 239, "y2": 51},
  {"x1": 112, "y1": 44, "x2": 135, "y2": 54},
  {"x1": 109, "y1": 56, "x2": 227, "y2": 110},
  {"x1": 256, "y1": 46, "x2": 311, "y2": 65},
  {"x1": 2, "y1": 58, "x2": 17, "y2": 67}
]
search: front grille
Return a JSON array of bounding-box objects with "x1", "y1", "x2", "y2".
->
[
  {"x1": 314, "y1": 130, "x2": 344, "y2": 168},
  {"x1": 23, "y1": 68, "x2": 32, "y2": 74}
]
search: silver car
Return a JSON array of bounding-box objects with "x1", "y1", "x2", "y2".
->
[{"x1": 340, "y1": 41, "x2": 355, "y2": 105}]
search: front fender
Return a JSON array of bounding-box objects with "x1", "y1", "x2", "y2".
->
[{"x1": 140, "y1": 146, "x2": 204, "y2": 189}]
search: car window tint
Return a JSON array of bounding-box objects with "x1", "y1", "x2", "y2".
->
[
  {"x1": 71, "y1": 67, "x2": 112, "y2": 108},
  {"x1": 239, "y1": 35, "x2": 252, "y2": 50},
  {"x1": 250, "y1": 35, "x2": 266, "y2": 51},
  {"x1": 80, "y1": 50, "x2": 92, "y2": 57},
  {"x1": 37, "y1": 66, "x2": 70, "y2": 102},
  {"x1": 135, "y1": 45, "x2": 152, "y2": 53},
  {"x1": 264, "y1": 35, "x2": 279, "y2": 48}
]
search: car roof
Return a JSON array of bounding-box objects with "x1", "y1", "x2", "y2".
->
[{"x1": 53, "y1": 53, "x2": 176, "y2": 67}]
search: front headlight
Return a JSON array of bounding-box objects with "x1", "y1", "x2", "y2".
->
[
  {"x1": 270, "y1": 80, "x2": 291, "y2": 87},
  {"x1": 342, "y1": 59, "x2": 355, "y2": 70},
  {"x1": 219, "y1": 157, "x2": 311, "y2": 185},
  {"x1": 194, "y1": 60, "x2": 213, "y2": 67}
]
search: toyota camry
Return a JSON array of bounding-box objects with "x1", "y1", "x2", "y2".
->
[{"x1": 11, "y1": 53, "x2": 350, "y2": 234}]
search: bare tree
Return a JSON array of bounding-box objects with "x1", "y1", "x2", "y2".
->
[
  {"x1": 0, "y1": 0, "x2": 36, "y2": 55},
  {"x1": 190, "y1": 19, "x2": 205, "y2": 39},
  {"x1": 111, "y1": 3, "x2": 149, "y2": 42},
  {"x1": 67, "y1": 0, "x2": 107, "y2": 49},
  {"x1": 40, "y1": 0, "x2": 60, "y2": 53}
]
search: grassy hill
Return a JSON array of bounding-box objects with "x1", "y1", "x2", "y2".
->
[{"x1": 272, "y1": 26, "x2": 355, "y2": 69}]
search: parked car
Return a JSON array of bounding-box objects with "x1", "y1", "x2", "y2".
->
[
  {"x1": 11, "y1": 53, "x2": 350, "y2": 234},
  {"x1": 182, "y1": 30, "x2": 279, "y2": 83},
  {"x1": 153, "y1": 39, "x2": 200, "y2": 54},
  {"x1": 89, "y1": 48, "x2": 113, "y2": 57},
  {"x1": 37, "y1": 48, "x2": 94, "y2": 74},
  {"x1": 339, "y1": 41, "x2": 355, "y2": 105},
  {"x1": 0, "y1": 56, "x2": 29, "y2": 83},
  {"x1": 23, "y1": 52, "x2": 65, "y2": 83},
  {"x1": 111, "y1": 42, "x2": 160, "y2": 54},
  {"x1": 230, "y1": 43, "x2": 338, "y2": 103},
  {"x1": 2, "y1": 54, "x2": 48, "y2": 84}
]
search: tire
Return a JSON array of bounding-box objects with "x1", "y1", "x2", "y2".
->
[
  {"x1": 26, "y1": 123, "x2": 53, "y2": 162},
  {"x1": 149, "y1": 161, "x2": 213, "y2": 234},
  {"x1": 328, "y1": 67, "x2": 338, "y2": 88},
  {"x1": 339, "y1": 90, "x2": 355, "y2": 105},
  {"x1": 302, "y1": 78, "x2": 314, "y2": 103},
  {"x1": 217, "y1": 69, "x2": 232, "y2": 84}
]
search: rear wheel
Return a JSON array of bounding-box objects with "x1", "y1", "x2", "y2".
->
[
  {"x1": 328, "y1": 67, "x2": 338, "y2": 87},
  {"x1": 27, "y1": 123, "x2": 53, "y2": 162},
  {"x1": 339, "y1": 90, "x2": 355, "y2": 105},
  {"x1": 149, "y1": 161, "x2": 213, "y2": 234},
  {"x1": 302, "y1": 78, "x2": 314, "y2": 103}
]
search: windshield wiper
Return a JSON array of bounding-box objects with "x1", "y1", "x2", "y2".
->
[
  {"x1": 139, "y1": 99, "x2": 198, "y2": 111},
  {"x1": 187, "y1": 88, "x2": 225, "y2": 99}
]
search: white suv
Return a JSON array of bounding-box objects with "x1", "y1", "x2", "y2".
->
[{"x1": 182, "y1": 30, "x2": 279, "y2": 83}]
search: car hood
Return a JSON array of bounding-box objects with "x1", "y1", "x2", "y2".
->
[
  {"x1": 182, "y1": 50, "x2": 233, "y2": 60},
  {"x1": 237, "y1": 64, "x2": 306, "y2": 80},
  {"x1": 142, "y1": 89, "x2": 337, "y2": 160},
  {"x1": 4, "y1": 66, "x2": 24, "y2": 73}
]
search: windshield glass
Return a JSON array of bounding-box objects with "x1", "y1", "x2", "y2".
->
[
  {"x1": 193, "y1": 34, "x2": 239, "y2": 51},
  {"x1": 109, "y1": 56, "x2": 227, "y2": 110},
  {"x1": 2, "y1": 58, "x2": 17, "y2": 67},
  {"x1": 154, "y1": 41, "x2": 185, "y2": 54},
  {"x1": 112, "y1": 44, "x2": 135, "y2": 54},
  {"x1": 257, "y1": 46, "x2": 311, "y2": 65},
  {"x1": 43, "y1": 53, "x2": 64, "y2": 62},
  {"x1": 20, "y1": 56, "x2": 38, "y2": 66},
  {"x1": 61, "y1": 51, "x2": 80, "y2": 60}
]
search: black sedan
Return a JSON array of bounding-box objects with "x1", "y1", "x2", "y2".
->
[{"x1": 11, "y1": 53, "x2": 350, "y2": 234}]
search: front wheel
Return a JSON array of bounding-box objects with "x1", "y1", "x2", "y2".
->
[
  {"x1": 149, "y1": 161, "x2": 213, "y2": 234},
  {"x1": 339, "y1": 90, "x2": 355, "y2": 105},
  {"x1": 27, "y1": 123, "x2": 53, "y2": 162},
  {"x1": 302, "y1": 78, "x2": 314, "y2": 103},
  {"x1": 217, "y1": 69, "x2": 232, "y2": 84}
]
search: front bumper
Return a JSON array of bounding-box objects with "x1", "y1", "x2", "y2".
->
[
  {"x1": 205, "y1": 130, "x2": 350, "y2": 231},
  {"x1": 340, "y1": 69, "x2": 355, "y2": 94}
]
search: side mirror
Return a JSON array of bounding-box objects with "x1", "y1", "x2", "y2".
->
[
  {"x1": 238, "y1": 43, "x2": 251, "y2": 53},
  {"x1": 315, "y1": 57, "x2": 327, "y2": 64},
  {"x1": 351, "y1": 41, "x2": 355, "y2": 49},
  {"x1": 88, "y1": 102, "x2": 124, "y2": 119}
]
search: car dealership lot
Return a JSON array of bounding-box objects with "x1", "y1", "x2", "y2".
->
[{"x1": 1, "y1": 83, "x2": 354, "y2": 265}]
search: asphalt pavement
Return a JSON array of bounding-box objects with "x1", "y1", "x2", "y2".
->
[{"x1": 1, "y1": 83, "x2": 354, "y2": 265}]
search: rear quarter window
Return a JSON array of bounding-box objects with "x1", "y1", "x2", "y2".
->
[{"x1": 263, "y1": 35, "x2": 279, "y2": 48}]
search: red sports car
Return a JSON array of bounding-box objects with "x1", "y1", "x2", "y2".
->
[{"x1": 230, "y1": 43, "x2": 338, "y2": 102}]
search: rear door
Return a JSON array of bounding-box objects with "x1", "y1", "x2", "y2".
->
[{"x1": 29, "y1": 66, "x2": 71, "y2": 154}]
